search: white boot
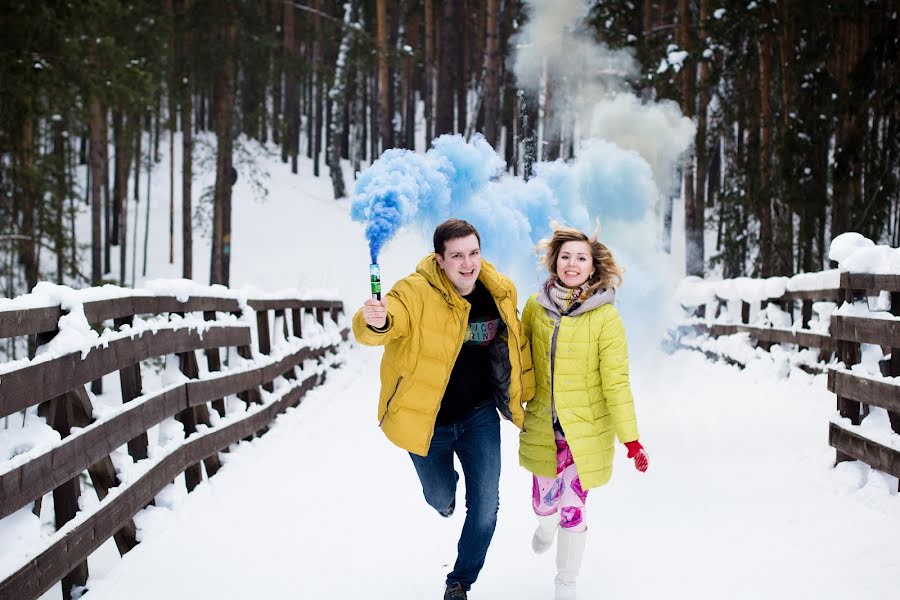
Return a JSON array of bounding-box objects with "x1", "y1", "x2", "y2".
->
[
  {"x1": 531, "y1": 513, "x2": 559, "y2": 554},
  {"x1": 554, "y1": 528, "x2": 586, "y2": 600}
]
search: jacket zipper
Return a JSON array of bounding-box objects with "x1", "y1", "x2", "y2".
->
[
  {"x1": 549, "y1": 317, "x2": 562, "y2": 420},
  {"x1": 424, "y1": 299, "x2": 470, "y2": 446},
  {"x1": 379, "y1": 376, "x2": 403, "y2": 426},
  {"x1": 502, "y1": 296, "x2": 525, "y2": 417}
]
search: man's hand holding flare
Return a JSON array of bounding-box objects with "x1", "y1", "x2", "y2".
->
[{"x1": 362, "y1": 298, "x2": 388, "y2": 329}]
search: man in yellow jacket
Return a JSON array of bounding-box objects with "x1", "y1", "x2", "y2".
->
[{"x1": 353, "y1": 219, "x2": 535, "y2": 600}]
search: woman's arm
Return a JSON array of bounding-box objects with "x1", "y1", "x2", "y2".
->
[{"x1": 597, "y1": 305, "x2": 639, "y2": 443}]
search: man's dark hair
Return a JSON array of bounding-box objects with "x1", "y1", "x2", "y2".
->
[{"x1": 433, "y1": 219, "x2": 481, "y2": 256}]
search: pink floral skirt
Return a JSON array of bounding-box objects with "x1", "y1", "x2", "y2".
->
[{"x1": 531, "y1": 429, "x2": 588, "y2": 532}]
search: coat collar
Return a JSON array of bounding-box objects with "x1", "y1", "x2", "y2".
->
[
  {"x1": 416, "y1": 254, "x2": 510, "y2": 306},
  {"x1": 536, "y1": 278, "x2": 616, "y2": 317}
]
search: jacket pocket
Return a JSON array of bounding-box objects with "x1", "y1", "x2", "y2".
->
[{"x1": 379, "y1": 376, "x2": 403, "y2": 426}]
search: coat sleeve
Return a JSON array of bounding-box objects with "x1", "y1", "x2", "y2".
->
[
  {"x1": 597, "y1": 305, "x2": 639, "y2": 443},
  {"x1": 521, "y1": 295, "x2": 535, "y2": 345},
  {"x1": 519, "y1": 296, "x2": 536, "y2": 403},
  {"x1": 352, "y1": 280, "x2": 416, "y2": 346}
]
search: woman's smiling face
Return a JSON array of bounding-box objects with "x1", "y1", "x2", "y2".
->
[{"x1": 556, "y1": 240, "x2": 593, "y2": 288}]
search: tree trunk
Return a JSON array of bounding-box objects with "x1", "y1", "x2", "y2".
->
[
  {"x1": 211, "y1": 4, "x2": 237, "y2": 286},
  {"x1": 521, "y1": 89, "x2": 538, "y2": 180},
  {"x1": 457, "y1": 2, "x2": 469, "y2": 136},
  {"x1": 53, "y1": 117, "x2": 67, "y2": 284},
  {"x1": 19, "y1": 117, "x2": 38, "y2": 292},
  {"x1": 376, "y1": 0, "x2": 391, "y2": 151},
  {"x1": 270, "y1": 0, "x2": 282, "y2": 145},
  {"x1": 328, "y1": 1, "x2": 355, "y2": 199},
  {"x1": 678, "y1": 0, "x2": 701, "y2": 276},
  {"x1": 102, "y1": 105, "x2": 111, "y2": 275},
  {"x1": 350, "y1": 37, "x2": 365, "y2": 174},
  {"x1": 829, "y1": 10, "x2": 867, "y2": 243},
  {"x1": 435, "y1": 0, "x2": 455, "y2": 137},
  {"x1": 182, "y1": 6, "x2": 194, "y2": 279},
  {"x1": 114, "y1": 111, "x2": 133, "y2": 285},
  {"x1": 483, "y1": 0, "x2": 500, "y2": 147},
  {"x1": 89, "y1": 96, "x2": 104, "y2": 286},
  {"x1": 424, "y1": 0, "x2": 434, "y2": 148},
  {"x1": 694, "y1": 0, "x2": 710, "y2": 269},
  {"x1": 404, "y1": 13, "x2": 416, "y2": 150},
  {"x1": 284, "y1": 0, "x2": 299, "y2": 172},
  {"x1": 758, "y1": 4, "x2": 775, "y2": 276},
  {"x1": 542, "y1": 67, "x2": 560, "y2": 161},
  {"x1": 313, "y1": 0, "x2": 323, "y2": 176}
]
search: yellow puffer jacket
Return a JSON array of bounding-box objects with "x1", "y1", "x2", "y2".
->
[
  {"x1": 518, "y1": 285, "x2": 639, "y2": 489},
  {"x1": 353, "y1": 255, "x2": 535, "y2": 456}
]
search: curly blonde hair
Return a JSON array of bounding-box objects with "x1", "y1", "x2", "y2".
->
[{"x1": 539, "y1": 225, "x2": 624, "y2": 293}]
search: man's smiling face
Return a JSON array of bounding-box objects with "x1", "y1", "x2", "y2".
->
[{"x1": 435, "y1": 234, "x2": 482, "y2": 296}]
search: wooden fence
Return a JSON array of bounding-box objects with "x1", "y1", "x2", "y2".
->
[
  {"x1": 676, "y1": 272, "x2": 900, "y2": 492},
  {"x1": 0, "y1": 291, "x2": 349, "y2": 600}
]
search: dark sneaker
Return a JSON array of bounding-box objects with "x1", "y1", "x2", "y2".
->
[
  {"x1": 443, "y1": 583, "x2": 467, "y2": 600},
  {"x1": 439, "y1": 497, "x2": 456, "y2": 518}
]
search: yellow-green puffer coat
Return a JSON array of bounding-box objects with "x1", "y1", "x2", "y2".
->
[
  {"x1": 353, "y1": 255, "x2": 535, "y2": 456},
  {"x1": 518, "y1": 285, "x2": 639, "y2": 489}
]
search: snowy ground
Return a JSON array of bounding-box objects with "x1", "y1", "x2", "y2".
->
[
  {"x1": 75, "y1": 347, "x2": 899, "y2": 600},
  {"x1": 3, "y1": 133, "x2": 899, "y2": 599}
]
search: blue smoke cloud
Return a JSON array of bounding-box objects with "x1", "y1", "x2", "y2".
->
[{"x1": 350, "y1": 133, "x2": 676, "y2": 348}]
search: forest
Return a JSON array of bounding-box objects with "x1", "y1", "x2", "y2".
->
[{"x1": 1, "y1": 0, "x2": 897, "y2": 299}]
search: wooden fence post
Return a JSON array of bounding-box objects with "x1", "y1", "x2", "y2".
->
[
  {"x1": 277, "y1": 309, "x2": 289, "y2": 340},
  {"x1": 31, "y1": 329, "x2": 57, "y2": 519},
  {"x1": 315, "y1": 305, "x2": 325, "y2": 326},
  {"x1": 90, "y1": 322, "x2": 104, "y2": 396},
  {"x1": 275, "y1": 309, "x2": 296, "y2": 381},
  {"x1": 62, "y1": 385, "x2": 139, "y2": 555},
  {"x1": 890, "y1": 292, "x2": 900, "y2": 438},
  {"x1": 256, "y1": 310, "x2": 274, "y2": 392},
  {"x1": 202, "y1": 311, "x2": 226, "y2": 418},
  {"x1": 114, "y1": 316, "x2": 149, "y2": 461},
  {"x1": 291, "y1": 307, "x2": 303, "y2": 339},
  {"x1": 178, "y1": 349, "x2": 221, "y2": 480},
  {"x1": 330, "y1": 303, "x2": 341, "y2": 324},
  {"x1": 801, "y1": 299, "x2": 813, "y2": 329},
  {"x1": 835, "y1": 275, "x2": 862, "y2": 464},
  {"x1": 39, "y1": 392, "x2": 89, "y2": 599}
]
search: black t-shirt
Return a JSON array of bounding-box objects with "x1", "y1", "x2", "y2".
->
[{"x1": 436, "y1": 280, "x2": 502, "y2": 425}]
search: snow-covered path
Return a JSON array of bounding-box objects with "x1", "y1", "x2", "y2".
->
[{"x1": 79, "y1": 346, "x2": 899, "y2": 600}]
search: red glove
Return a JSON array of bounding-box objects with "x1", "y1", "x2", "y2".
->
[{"x1": 625, "y1": 441, "x2": 649, "y2": 472}]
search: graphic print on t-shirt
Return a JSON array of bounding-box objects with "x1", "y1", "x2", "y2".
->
[{"x1": 464, "y1": 317, "x2": 501, "y2": 346}]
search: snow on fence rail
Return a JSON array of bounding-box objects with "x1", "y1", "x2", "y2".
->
[
  {"x1": 0, "y1": 284, "x2": 350, "y2": 600},
  {"x1": 673, "y1": 272, "x2": 900, "y2": 492}
]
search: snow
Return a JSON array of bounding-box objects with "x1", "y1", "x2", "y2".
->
[
  {"x1": 674, "y1": 276, "x2": 718, "y2": 306},
  {"x1": 830, "y1": 232, "x2": 876, "y2": 264},
  {"x1": 667, "y1": 50, "x2": 688, "y2": 69},
  {"x1": 714, "y1": 8, "x2": 726, "y2": 19},
  {"x1": 1, "y1": 120, "x2": 898, "y2": 600},
  {"x1": 841, "y1": 246, "x2": 900, "y2": 274},
  {"x1": 833, "y1": 301, "x2": 896, "y2": 320},
  {"x1": 66, "y1": 348, "x2": 900, "y2": 600},
  {"x1": 828, "y1": 232, "x2": 900, "y2": 274},
  {"x1": 675, "y1": 275, "x2": 797, "y2": 308},
  {"x1": 786, "y1": 269, "x2": 841, "y2": 291}
]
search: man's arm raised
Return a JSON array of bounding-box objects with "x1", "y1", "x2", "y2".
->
[{"x1": 352, "y1": 284, "x2": 413, "y2": 346}]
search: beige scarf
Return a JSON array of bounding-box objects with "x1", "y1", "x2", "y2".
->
[{"x1": 547, "y1": 279, "x2": 591, "y2": 315}]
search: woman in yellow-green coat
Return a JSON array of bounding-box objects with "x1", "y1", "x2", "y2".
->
[{"x1": 518, "y1": 226, "x2": 649, "y2": 600}]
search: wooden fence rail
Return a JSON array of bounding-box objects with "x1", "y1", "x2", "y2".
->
[
  {"x1": 0, "y1": 291, "x2": 349, "y2": 600},
  {"x1": 675, "y1": 272, "x2": 900, "y2": 492}
]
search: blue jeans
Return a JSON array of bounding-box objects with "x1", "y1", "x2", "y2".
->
[{"x1": 409, "y1": 403, "x2": 501, "y2": 591}]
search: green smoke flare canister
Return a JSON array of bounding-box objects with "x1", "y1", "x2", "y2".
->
[{"x1": 370, "y1": 263, "x2": 381, "y2": 300}]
